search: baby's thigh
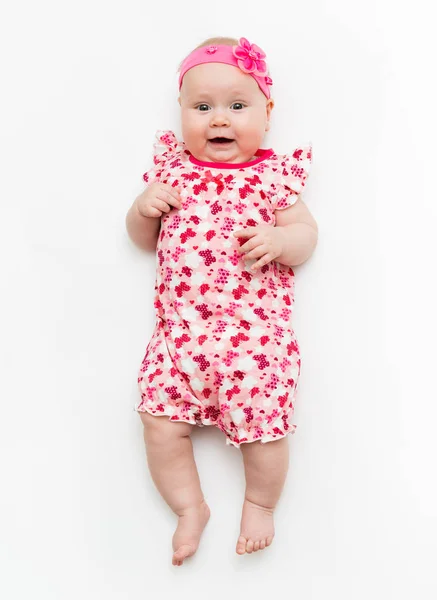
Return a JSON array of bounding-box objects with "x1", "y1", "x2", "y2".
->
[{"x1": 139, "y1": 411, "x2": 193, "y2": 443}]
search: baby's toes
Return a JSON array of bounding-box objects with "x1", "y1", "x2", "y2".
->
[
  {"x1": 172, "y1": 544, "x2": 194, "y2": 566},
  {"x1": 246, "y1": 539, "x2": 254, "y2": 554},
  {"x1": 266, "y1": 535, "x2": 274, "y2": 547},
  {"x1": 259, "y1": 539, "x2": 266, "y2": 550},
  {"x1": 236, "y1": 536, "x2": 247, "y2": 555},
  {"x1": 253, "y1": 540, "x2": 260, "y2": 552}
]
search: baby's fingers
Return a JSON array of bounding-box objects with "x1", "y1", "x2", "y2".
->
[
  {"x1": 159, "y1": 184, "x2": 182, "y2": 203},
  {"x1": 156, "y1": 189, "x2": 182, "y2": 210}
]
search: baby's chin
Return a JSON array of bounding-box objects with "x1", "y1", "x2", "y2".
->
[{"x1": 197, "y1": 141, "x2": 256, "y2": 163}]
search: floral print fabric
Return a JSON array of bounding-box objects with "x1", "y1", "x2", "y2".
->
[{"x1": 136, "y1": 130, "x2": 312, "y2": 448}]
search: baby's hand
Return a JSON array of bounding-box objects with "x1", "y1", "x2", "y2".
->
[
  {"x1": 136, "y1": 183, "x2": 182, "y2": 218},
  {"x1": 234, "y1": 225, "x2": 284, "y2": 271}
]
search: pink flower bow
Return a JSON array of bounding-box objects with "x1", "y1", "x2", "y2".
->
[{"x1": 232, "y1": 37, "x2": 268, "y2": 76}]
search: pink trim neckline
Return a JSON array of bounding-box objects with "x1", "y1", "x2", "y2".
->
[{"x1": 187, "y1": 148, "x2": 274, "y2": 169}]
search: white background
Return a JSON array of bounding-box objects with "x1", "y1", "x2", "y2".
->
[{"x1": 1, "y1": 0, "x2": 436, "y2": 598}]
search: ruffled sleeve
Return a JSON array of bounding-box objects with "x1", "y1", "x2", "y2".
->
[
  {"x1": 142, "y1": 130, "x2": 181, "y2": 185},
  {"x1": 272, "y1": 144, "x2": 312, "y2": 211}
]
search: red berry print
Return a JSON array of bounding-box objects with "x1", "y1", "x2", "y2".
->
[
  {"x1": 221, "y1": 217, "x2": 236, "y2": 234},
  {"x1": 232, "y1": 285, "x2": 249, "y2": 300},
  {"x1": 226, "y1": 384, "x2": 241, "y2": 400},
  {"x1": 180, "y1": 228, "x2": 196, "y2": 244},
  {"x1": 224, "y1": 301, "x2": 242, "y2": 317},
  {"x1": 212, "y1": 320, "x2": 227, "y2": 335},
  {"x1": 230, "y1": 332, "x2": 250, "y2": 347},
  {"x1": 214, "y1": 268, "x2": 230, "y2": 287},
  {"x1": 229, "y1": 249, "x2": 241, "y2": 266},
  {"x1": 234, "y1": 201, "x2": 247, "y2": 215},
  {"x1": 245, "y1": 174, "x2": 261, "y2": 186},
  {"x1": 266, "y1": 373, "x2": 279, "y2": 390},
  {"x1": 175, "y1": 333, "x2": 191, "y2": 348},
  {"x1": 199, "y1": 283, "x2": 210, "y2": 295},
  {"x1": 241, "y1": 271, "x2": 252, "y2": 283},
  {"x1": 148, "y1": 368, "x2": 163, "y2": 383},
  {"x1": 239, "y1": 183, "x2": 254, "y2": 199},
  {"x1": 253, "y1": 354, "x2": 270, "y2": 370},
  {"x1": 205, "y1": 406, "x2": 220, "y2": 421},
  {"x1": 259, "y1": 208, "x2": 270, "y2": 223},
  {"x1": 291, "y1": 164, "x2": 304, "y2": 178},
  {"x1": 193, "y1": 181, "x2": 208, "y2": 195},
  {"x1": 279, "y1": 308, "x2": 292, "y2": 321},
  {"x1": 205, "y1": 230, "x2": 216, "y2": 241},
  {"x1": 193, "y1": 354, "x2": 210, "y2": 372},
  {"x1": 243, "y1": 407, "x2": 253, "y2": 423},
  {"x1": 224, "y1": 350, "x2": 239, "y2": 366},
  {"x1": 171, "y1": 247, "x2": 186, "y2": 262},
  {"x1": 175, "y1": 281, "x2": 191, "y2": 298},
  {"x1": 253, "y1": 307, "x2": 268, "y2": 321},
  {"x1": 199, "y1": 249, "x2": 216, "y2": 266},
  {"x1": 168, "y1": 214, "x2": 182, "y2": 232},
  {"x1": 182, "y1": 171, "x2": 201, "y2": 182},
  {"x1": 195, "y1": 303, "x2": 213, "y2": 320},
  {"x1": 278, "y1": 392, "x2": 288, "y2": 408},
  {"x1": 287, "y1": 340, "x2": 299, "y2": 355},
  {"x1": 214, "y1": 371, "x2": 225, "y2": 387},
  {"x1": 164, "y1": 385, "x2": 182, "y2": 400},
  {"x1": 210, "y1": 200, "x2": 222, "y2": 215}
]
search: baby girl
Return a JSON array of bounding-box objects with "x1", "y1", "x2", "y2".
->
[{"x1": 126, "y1": 36, "x2": 318, "y2": 566}]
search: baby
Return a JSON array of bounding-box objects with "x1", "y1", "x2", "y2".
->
[{"x1": 126, "y1": 36, "x2": 318, "y2": 566}]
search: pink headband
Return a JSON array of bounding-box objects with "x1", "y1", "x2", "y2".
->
[{"x1": 178, "y1": 37, "x2": 273, "y2": 99}]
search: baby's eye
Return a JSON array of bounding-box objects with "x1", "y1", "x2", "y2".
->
[
  {"x1": 231, "y1": 102, "x2": 244, "y2": 110},
  {"x1": 196, "y1": 104, "x2": 210, "y2": 111}
]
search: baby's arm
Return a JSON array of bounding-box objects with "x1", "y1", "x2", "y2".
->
[
  {"x1": 126, "y1": 183, "x2": 182, "y2": 252},
  {"x1": 274, "y1": 198, "x2": 318, "y2": 267}
]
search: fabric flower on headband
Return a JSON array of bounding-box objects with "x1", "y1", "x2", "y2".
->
[{"x1": 232, "y1": 37, "x2": 268, "y2": 76}]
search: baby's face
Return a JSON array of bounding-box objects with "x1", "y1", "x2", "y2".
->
[{"x1": 179, "y1": 63, "x2": 274, "y2": 164}]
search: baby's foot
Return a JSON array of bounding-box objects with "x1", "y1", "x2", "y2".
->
[
  {"x1": 236, "y1": 498, "x2": 275, "y2": 555},
  {"x1": 172, "y1": 500, "x2": 210, "y2": 566}
]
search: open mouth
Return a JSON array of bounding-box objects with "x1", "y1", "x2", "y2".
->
[{"x1": 209, "y1": 137, "x2": 234, "y2": 144}]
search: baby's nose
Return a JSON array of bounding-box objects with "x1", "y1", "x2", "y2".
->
[{"x1": 210, "y1": 111, "x2": 230, "y2": 126}]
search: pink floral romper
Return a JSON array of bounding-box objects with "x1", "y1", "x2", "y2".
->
[{"x1": 136, "y1": 130, "x2": 312, "y2": 448}]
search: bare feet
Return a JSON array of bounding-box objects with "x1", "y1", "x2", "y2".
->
[
  {"x1": 172, "y1": 500, "x2": 210, "y2": 566},
  {"x1": 236, "y1": 498, "x2": 275, "y2": 555}
]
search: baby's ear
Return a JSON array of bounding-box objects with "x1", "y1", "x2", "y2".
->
[{"x1": 265, "y1": 98, "x2": 274, "y2": 130}]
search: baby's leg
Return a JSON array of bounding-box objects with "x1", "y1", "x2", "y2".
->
[
  {"x1": 140, "y1": 412, "x2": 210, "y2": 566},
  {"x1": 236, "y1": 437, "x2": 289, "y2": 555}
]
